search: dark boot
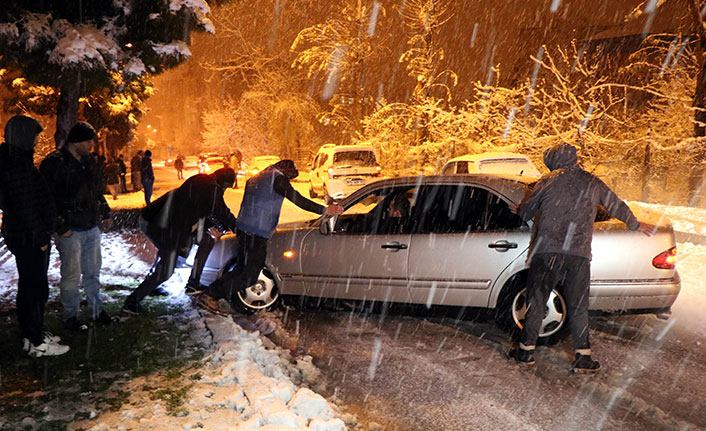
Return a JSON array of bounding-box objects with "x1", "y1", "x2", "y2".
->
[
  {"x1": 508, "y1": 348, "x2": 536, "y2": 367},
  {"x1": 572, "y1": 354, "x2": 601, "y2": 374}
]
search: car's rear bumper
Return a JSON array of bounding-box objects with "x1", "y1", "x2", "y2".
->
[{"x1": 588, "y1": 272, "x2": 681, "y2": 312}]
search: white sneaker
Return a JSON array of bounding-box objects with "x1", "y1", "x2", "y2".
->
[
  {"x1": 28, "y1": 340, "x2": 70, "y2": 357},
  {"x1": 22, "y1": 331, "x2": 62, "y2": 352}
]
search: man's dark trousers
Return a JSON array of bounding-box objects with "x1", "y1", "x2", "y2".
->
[
  {"x1": 206, "y1": 229, "x2": 267, "y2": 304},
  {"x1": 520, "y1": 253, "x2": 591, "y2": 351},
  {"x1": 5, "y1": 233, "x2": 50, "y2": 346}
]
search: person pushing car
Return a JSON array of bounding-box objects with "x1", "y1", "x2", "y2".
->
[
  {"x1": 199, "y1": 159, "x2": 343, "y2": 315},
  {"x1": 507, "y1": 143, "x2": 655, "y2": 374}
]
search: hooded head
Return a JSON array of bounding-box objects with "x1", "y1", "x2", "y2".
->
[
  {"x1": 4, "y1": 115, "x2": 43, "y2": 153},
  {"x1": 213, "y1": 167, "x2": 236, "y2": 188},
  {"x1": 543, "y1": 143, "x2": 578, "y2": 171},
  {"x1": 273, "y1": 159, "x2": 299, "y2": 180}
]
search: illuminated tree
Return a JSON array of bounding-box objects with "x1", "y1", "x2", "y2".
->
[
  {"x1": 290, "y1": 0, "x2": 387, "y2": 142},
  {"x1": 0, "y1": 0, "x2": 213, "y2": 148}
]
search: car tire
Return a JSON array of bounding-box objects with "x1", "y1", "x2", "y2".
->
[
  {"x1": 495, "y1": 274, "x2": 568, "y2": 345},
  {"x1": 232, "y1": 269, "x2": 280, "y2": 314}
]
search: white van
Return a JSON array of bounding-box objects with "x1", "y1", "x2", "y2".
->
[
  {"x1": 309, "y1": 144, "x2": 381, "y2": 203},
  {"x1": 441, "y1": 152, "x2": 541, "y2": 178}
]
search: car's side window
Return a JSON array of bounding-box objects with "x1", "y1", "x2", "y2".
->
[
  {"x1": 414, "y1": 185, "x2": 524, "y2": 233},
  {"x1": 441, "y1": 162, "x2": 455, "y2": 175},
  {"x1": 456, "y1": 161, "x2": 469, "y2": 174},
  {"x1": 334, "y1": 186, "x2": 417, "y2": 235}
]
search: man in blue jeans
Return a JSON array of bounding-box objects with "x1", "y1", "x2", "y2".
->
[{"x1": 40, "y1": 122, "x2": 115, "y2": 331}]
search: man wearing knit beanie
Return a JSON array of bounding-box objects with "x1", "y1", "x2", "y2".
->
[
  {"x1": 1, "y1": 115, "x2": 70, "y2": 356},
  {"x1": 40, "y1": 121, "x2": 116, "y2": 331}
]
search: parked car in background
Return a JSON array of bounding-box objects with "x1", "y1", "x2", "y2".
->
[
  {"x1": 245, "y1": 155, "x2": 281, "y2": 179},
  {"x1": 199, "y1": 155, "x2": 227, "y2": 173},
  {"x1": 202, "y1": 174, "x2": 680, "y2": 343},
  {"x1": 163, "y1": 157, "x2": 174, "y2": 167},
  {"x1": 309, "y1": 144, "x2": 381, "y2": 204},
  {"x1": 441, "y1": 152, "x2": 541, "y2": 178}
]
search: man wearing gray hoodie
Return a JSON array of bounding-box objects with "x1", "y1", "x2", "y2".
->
[{"x1": 508, "y1": 143, "x2": 654, "y2": 374}]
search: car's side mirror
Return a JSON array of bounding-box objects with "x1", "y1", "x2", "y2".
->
[{"x1": 319, "y1": 214, "x2": 338, "y2": 235}]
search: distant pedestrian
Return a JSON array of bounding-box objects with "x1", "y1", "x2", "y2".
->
[
  {"x1": 199, "y1": 160, "x2": 343, "y2": 315},
  {"x1": 0, "y1": 115, "x2": 70, "y2": 357},
  {"x1": 122, "y1": 167, "x2": 238, "y2": 314},
  {"x1": 130, "y1": 150, "x2": 143, "y2": 192},
  {"x1": 104, "y1": 157, "x2": 121, "y2": 200},
  {"x1": 39, "y1": 121, "x2": 116, "y2": 331},
  {"x1": 141, "y1": 149, "x2": 154, "y2": 204},
  {"x1": 118, "y1": 154, "x2": 127, "y2": 193},
  {"x1": 174, "y1": 156, "x2": 184, "y2": 180},
  {"x1": 507, "y1": 143, "x2": 655, "y2": 374}
]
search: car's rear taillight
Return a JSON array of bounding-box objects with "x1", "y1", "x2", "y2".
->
[
  {"x1": 373, "y1": 165, "x2": 381, "y2": 177},
  {"x1": 652, "y1": 246, "x2": 677, "y2": 269}
]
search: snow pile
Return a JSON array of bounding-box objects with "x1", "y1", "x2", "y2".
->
[{"x1": 72, "y1": 312, "x2": 348, "y2": 431}]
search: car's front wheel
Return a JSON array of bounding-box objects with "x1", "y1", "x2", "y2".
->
[{"x1": 233, "y1": 269, "x2": 280, "y2": 313}]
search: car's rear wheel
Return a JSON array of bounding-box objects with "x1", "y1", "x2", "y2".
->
[
  {"x1": 233, "y1": 269, "x2": 280, "y2": 314},
  {"x1": 496, "y1": 275, "x2": 568, "y2": 345}
]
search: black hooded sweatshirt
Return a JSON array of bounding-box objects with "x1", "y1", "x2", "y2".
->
[
  {"x1": 518, "y1": 143, "x2": 639, "y2": 259},
  {"x1": 0, "y1": 118, "x2": 56, "y2": 247},
  {"x1": 141, "y1": 172, "x2": 237, "y2": 256}
]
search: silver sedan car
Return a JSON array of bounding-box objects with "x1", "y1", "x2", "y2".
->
[{"x1": 203, "y1": 175, "x2": 681, "y2": 341}]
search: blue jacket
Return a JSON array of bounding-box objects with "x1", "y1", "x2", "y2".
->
[{"x1": 237, "y1": 166, "x2": 326, "y2": 238}]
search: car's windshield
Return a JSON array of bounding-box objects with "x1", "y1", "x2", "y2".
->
[{"x1": 333, "y1": 151, "x2": 376, "y2": 168}]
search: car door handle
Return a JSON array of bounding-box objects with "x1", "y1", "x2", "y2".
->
[
  {"x1": 488, "y1": 241, "x2": 518, "y2": 251},
  {"x1": 381, "y1": 242, "x2": 408, "y2": 250}
]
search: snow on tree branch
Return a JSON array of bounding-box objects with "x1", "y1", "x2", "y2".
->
[{"x1": 49, "y1": 25, "x2": 120, "y2": 70}]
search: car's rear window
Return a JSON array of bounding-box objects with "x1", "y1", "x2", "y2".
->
[
  {"x1": 477, "y1": 159, "x2": 540, "y2": 177},
  {"x1": 333, "y1": 151, "x2": 377, "y2": 167}
]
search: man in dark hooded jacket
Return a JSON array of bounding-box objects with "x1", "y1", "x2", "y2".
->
[
  {"x1": 507, "y1": 143, "x2": 654, "y2": 374},
  {"x1": 198, "y1": 159, "x2": 343, "y2": 315},
  {"x1": 0, "y1": 115, "x2": 70, "y2": 356},
  {"x1": 122, "y1": 167, "x2": 238, "y2": 313}
]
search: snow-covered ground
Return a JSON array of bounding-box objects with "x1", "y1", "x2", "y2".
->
[{"x1": 1, "y1": 181, "x2": 705, "y2": 430}]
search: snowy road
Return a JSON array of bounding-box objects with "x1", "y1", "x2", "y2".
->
[{"x1": 283, "y1": 260, "x2": 706, "y2": 431}]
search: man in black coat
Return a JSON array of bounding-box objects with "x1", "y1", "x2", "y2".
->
[
  {"x1": 0, "y1": 115, "x2": 69, "y2": 356},
  {"x1": 122, "y1": 167, "x2": 238, "y2": 314},
  {"x1": 40, "y1": 122, "x2": 115, "y2": 331},
  {"x1": 141, "y1": 149, "x2": 154, "y2": 204},
  {"x1": 118, "y1": 154, "x2": 127, "y2": 193}
]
